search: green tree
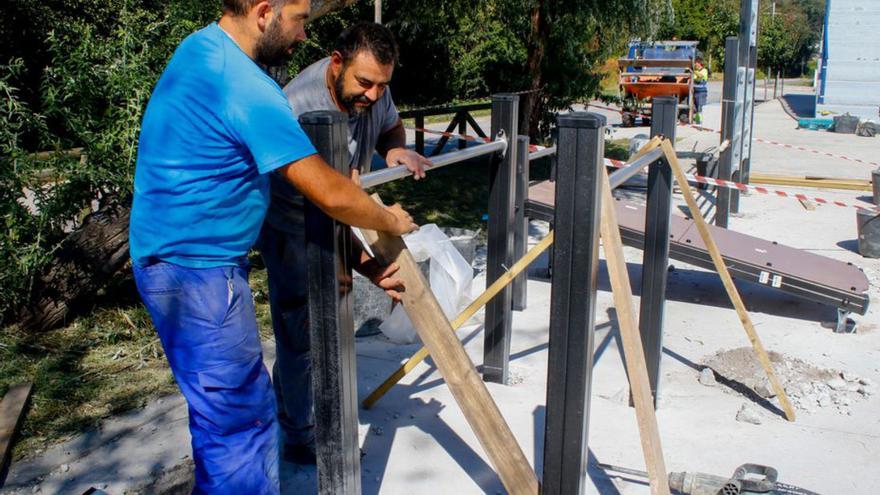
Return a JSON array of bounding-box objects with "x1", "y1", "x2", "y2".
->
[
  {"x1": 758, "y1": 1, "x2": 814, "y2": 77},
  {"x1": 659, "y1": 0, "x2": 739, "y2": 72}
]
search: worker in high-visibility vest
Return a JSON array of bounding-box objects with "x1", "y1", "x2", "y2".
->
[{"x1": 693, "y1": 57, "x2": 709, "y2": 124}]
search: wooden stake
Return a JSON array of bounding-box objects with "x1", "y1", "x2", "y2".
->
[
  {"x1": 661, "y1": 140, "x2": 797, "y2": 422},
  {"x1": 749, "y1": 173, "x2": 872, "y2": 192},
  {"x1": 362, "y1": 137, "x2": 666, "y2": 410},
  {"x1": 598, "y1": 169, "x2": 671, "y2": 495},
  {"x1": 362, "y1": 232, "x2": 554, "y2": 409},
  {"x1": 0, "y1": 382, "x2": 33, "y2": 472},
  {"x1": 358, "y1": 196, "x2": 540, "y2": 495}
]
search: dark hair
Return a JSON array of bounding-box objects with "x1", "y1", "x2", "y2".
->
[
  {"x1": 334, "y1": 22, "x2": 399, "y2": 66},
  {"x1": 222, "y1": 0, "x2": 288, "y2": 16}
]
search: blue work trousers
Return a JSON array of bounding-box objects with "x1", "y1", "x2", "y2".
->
[
  {"x1": 134, "y1": 261, "x2": 279, "y2": 495},
  {"x1": 256, "y1": 222, "x2": 315, "y2": 447}
]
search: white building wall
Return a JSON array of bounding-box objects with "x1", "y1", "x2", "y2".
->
[{"x1": 816, "y1": 0, "x2": 880, "y2": 120}]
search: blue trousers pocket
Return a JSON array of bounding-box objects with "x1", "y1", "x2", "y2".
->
[{"x1": 194, "y1": 357, "x2": 275, "y2": 435}]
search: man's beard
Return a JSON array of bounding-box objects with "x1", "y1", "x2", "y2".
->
[
  {"x1": 255, "y1": 19, "x2": 294, "y2": 67},
  {"x1": 334, "y1": 66, "x2": 375, "y2": 115}
]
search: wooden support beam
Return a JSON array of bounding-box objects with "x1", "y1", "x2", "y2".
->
[
  {"x1": 749, "y1": 173, "x2": 872, "y2": 192},
  {"x1": 357, "y1": 196, "x2": 540, "y2": 495},
  {"x1": 362, "y1": 139, "x2": 664, "y2": 411},
  {"x1": 599, "y1": 168, "x2": 671, "y2": 495},
  {"x1": 1, "y1": 383, "x2": 33, "y2": 474},
  {"x1": 361, "y1": 232, "x2": 555, "y2": 409},
  {"x1": 662, "y1": 140, "x2": 796, "y2": 422}
]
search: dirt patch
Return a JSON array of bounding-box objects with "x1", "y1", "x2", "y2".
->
[{"x1": 703, "y1": 347, "x2": 873, "y2": 415}]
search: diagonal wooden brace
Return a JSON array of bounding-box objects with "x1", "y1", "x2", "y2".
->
[
  {"x1": 660, "y1": 139, "x2": 796, "y2": 422},
  {"x1": 357, "y1": 195, "x2": 540, "y2": 495},
  {"x1": 598, "y1": 167, "x2": 671, "y2": 495}
]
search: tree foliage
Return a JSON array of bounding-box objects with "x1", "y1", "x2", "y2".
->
[
  {"x1": 660, "y1": 0, "x2": 823, "y2": 76},
  {"x1": 1, "y1": 0, "x2": 668, "y2": 322},
  {"x1": 757, "y1": 1, "x2": 820, "y2": 76},
  {"x1": 0, "y1": 1, "x2": 218, "y2": 320}
]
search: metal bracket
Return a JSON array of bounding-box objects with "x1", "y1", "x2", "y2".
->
[
  {"x1": 834, "y1": 308, "x2": 857, "y2": 334},
  {"x1": 495, "y1": 129, "x2": 508, "y2": 158}
]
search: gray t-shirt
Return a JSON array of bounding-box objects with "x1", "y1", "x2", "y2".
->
[{"x1": 266, "y1": 57, "x2": 400, "y2": 233}]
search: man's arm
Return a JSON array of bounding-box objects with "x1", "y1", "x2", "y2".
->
[
  {"x1": 376, "y1": 119, "x2": 431, "y2": 179},
  {"x1": 278, "y1": 154, "x2": 416, "y2": 235}
]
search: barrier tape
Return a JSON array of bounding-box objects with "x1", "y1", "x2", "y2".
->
[
  {"x1": 408, "y1": 123, "x2": 878, "y2": 213},
  {"x1": 602, "y1": 157, "x2": 880, "y2": 213},
  {"x1": 586, "y1": 103, "x2": 880, "y2": 168}
]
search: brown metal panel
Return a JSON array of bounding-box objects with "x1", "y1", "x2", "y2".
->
[
  {"x1": 677, "y1": 219, "x2": 870, "y2": 293},
  {"x1": 526, "y1": 180, "x2": 870, "y2": 306}
]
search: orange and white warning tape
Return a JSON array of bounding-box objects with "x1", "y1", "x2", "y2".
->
[
  {"x1": 586, "y1": 103, "x2": 880, "y2": 168},
  {"x1": 603, "y1": 157, "x2": 880, "y2": 213},
  {"x1": 408, "y1": 122, "x2": 877, "y2": 213}
]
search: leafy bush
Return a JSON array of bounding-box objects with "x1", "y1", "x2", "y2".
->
[
  {"x1": 1, "y1": 0, "x2": 667, "y2": 321},
  {"x1": 0, "y1": 2, "x2": 217, "y2": 322}
]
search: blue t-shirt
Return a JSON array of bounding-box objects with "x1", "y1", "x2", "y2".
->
[{"x1": 130, "y1": 23, "x2": 316, "y2": 268}]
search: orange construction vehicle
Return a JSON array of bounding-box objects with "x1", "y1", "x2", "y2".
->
[{"x1": 618, "y1": 40, "x2": 699, "y2": 126}]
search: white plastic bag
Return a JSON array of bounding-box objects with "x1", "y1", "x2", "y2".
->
[{"x1": 377, "y1": 224, "x2": 473, "y2": 344}]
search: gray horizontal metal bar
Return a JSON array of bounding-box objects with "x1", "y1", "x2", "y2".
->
[
  {"x1": 360, "y1": 138, "x2": 508, "y2": 189},
  {"x1": 529, "y1": 145, "x2": 557, "y2": 161},
  {"x1": 608, "y1": 147, "x2": 664, "y2": 189}
]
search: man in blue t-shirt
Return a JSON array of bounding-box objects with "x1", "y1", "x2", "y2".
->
[{"x1": 129, "y1": 1, "x2": 416, "y2": 493}]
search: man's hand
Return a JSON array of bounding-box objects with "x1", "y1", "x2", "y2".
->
[
  {"x1": 386, "y1": 148, "x2": 432, "y2": 180},
  {"x1": 355, "y1": 251, "x2": 405, "y2": 302},
  {"x1": 385, "y1": 203, "x2": 418, "y2": 236}
]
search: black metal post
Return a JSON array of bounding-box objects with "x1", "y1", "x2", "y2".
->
[
  {"x1": 717, "y1": 36, "x2": 740, "y2": 228},
  {"x1": 415, "y1": 114, "x2": 425, "y2": 155},
  {"x1": 484, "y1": 93, "x2": 519, "y2": 384},
  {"x1": 458, "y1": 111, "x2": 468, "y2": 150},
  {"x1": 542, "y1": 112, "x2": 605, "y2": 495},
  {"x1": 637, "y1": 97, "x2": 676, "y2": 408},
  {"x1": 512, "y1": 135, "x2": 530, "y2": 311},
  {"x1": 301, "y1": 111, "x2": 361, "y2": 495}
]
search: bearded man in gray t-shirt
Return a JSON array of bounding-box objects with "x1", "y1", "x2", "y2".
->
[{"x1": 259, "y1": 22, "x2": 431, "y2": 466}]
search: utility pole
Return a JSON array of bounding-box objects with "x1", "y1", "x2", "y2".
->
[{"x1": 374, "y1": 0, "x2": 382, "y2": 23}]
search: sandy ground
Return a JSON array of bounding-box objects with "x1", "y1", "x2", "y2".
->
[{"x1": 4, "y1": 86, "x2": 880, "y2": 495}]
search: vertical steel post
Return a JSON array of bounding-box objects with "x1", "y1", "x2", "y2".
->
[
  {"x1": 414, "y1": 114, "x2": 425, "y2": 155},
  {"x1": 483, "y1": 94, "x2": 519, "y2": 384},
  {"x1": 542, "y1": 112, "x2": 605, "y2": 495},
  {"x1": 458, "y1": 111, "x2": 468, "y2": 150},
  {"x1": 717, "y1": 36, "x2": 740, "y2": 228},
  {"x1": 512, "y1": 135, "x2": 530, "y2": 311},
  {"x1": 732, "y1": 0, "x2": 759, "y2": 214},
  {"x1": 301, "y1": 111, "x2": 361, "y2": 495},
  {"x1": 637, "y1": 97, "x2": 676, "y2": 408}
]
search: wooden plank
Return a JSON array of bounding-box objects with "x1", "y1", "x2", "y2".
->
[
  {"x1": 662, "y1": 140, "x2": 797, "y2": 422},
  {"x1": 0, "y1": 383, "x2": 33, "y2": 472},
  {"x1": 598, "y1": 168, "x2": 671, "y2": 495},
  {"x1": 749, "y1": 173, "x2": 872, "y2": 192},
  {"x1": 357, "y1": 196, "x2": 540, "y2": 495},
  {"x1": 798, "y1": 198, "x2": 816, "y2": 211},
  {"x1": 363, "y1": 139, "x2": 663, "y2": 409},
  {"x1": 362, "y1": 232, "x2": 555, "y2": 409}
]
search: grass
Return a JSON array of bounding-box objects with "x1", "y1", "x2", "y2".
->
[
  {"x1": 374, "y1": 151, "x2": 556, "y2": 232},
  {"x1": 0, "y1": 260, "x2": 273, "y2": 460},
  {"x1": 1, "y1": 140, "x2": 629, "y2": 459}
]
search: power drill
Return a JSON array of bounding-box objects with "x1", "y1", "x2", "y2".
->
[{"x1": 596, "y1": 462, "x2": 821, "y2": 495}]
